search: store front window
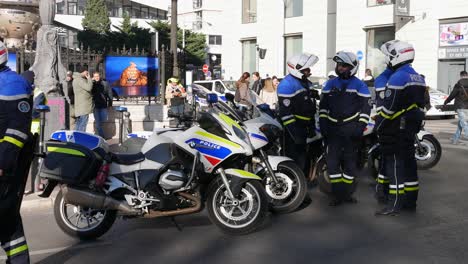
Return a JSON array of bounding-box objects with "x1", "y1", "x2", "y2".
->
[{"x1": 366, "y1": 26, "x2": 395, "y2": 77}]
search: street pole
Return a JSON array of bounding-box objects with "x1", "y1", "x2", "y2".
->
[
  {"x1": 256, "y1": 44, "x2": 260, "y2": 72},
  {"x1": 282, "y1": 0, "x2": 286, "y2": 75},
  {"x1": 170, "y1": 0, "x2": 179, "y2": 77},
  {"x1": 182, "y1": 28, "x2": 185, "y2": 49}
]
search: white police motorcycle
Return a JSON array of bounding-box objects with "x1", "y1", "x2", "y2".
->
[{"x1": 38, "y1": 94, "x2": 269, "y2": 239}]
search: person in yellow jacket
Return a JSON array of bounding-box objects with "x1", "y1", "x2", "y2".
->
[{"x1": 165, "y1": 77, "x2": 186, "y2": 114}]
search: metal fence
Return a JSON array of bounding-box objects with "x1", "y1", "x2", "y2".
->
[{"x1": 15, "y1": 41, "x2": 187, "y2": 104}]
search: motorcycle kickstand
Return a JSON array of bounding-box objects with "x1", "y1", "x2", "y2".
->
[{"x1": 170, "y1": 216, "x2": 183, "y2": 232}]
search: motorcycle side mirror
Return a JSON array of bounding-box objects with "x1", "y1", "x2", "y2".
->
[{"x1": 225, "y1": 93, "x2": 235, "y2": 103}]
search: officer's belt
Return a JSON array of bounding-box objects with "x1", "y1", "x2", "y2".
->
[
  {"x1": 319, "y1": 112, "x2": 359, "y2": 124},
  {"x1": 378, "y1": 103, "x2": 418, "y2": 120}
]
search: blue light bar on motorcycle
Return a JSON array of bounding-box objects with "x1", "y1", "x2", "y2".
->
[
  {"x1": 114, "y1": 106, "x2": 128, "y2": 112},
  {"x1": 207, "y1": 93, "x2": 218, "y2": 104},
  {"x1": 36, "y1": 105, "x2": 50, "y2": 112}
]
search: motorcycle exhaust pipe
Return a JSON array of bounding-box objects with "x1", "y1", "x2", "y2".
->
[{"x1": 61, "y1": 186, "x2": 139, "y2": 215}]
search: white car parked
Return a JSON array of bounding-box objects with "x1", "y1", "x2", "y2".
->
[{"x1": 426, "y1": 88, "x2": 456, "y2": 118}]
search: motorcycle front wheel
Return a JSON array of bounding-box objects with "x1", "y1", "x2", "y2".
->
[
  {"x1": 261, "y1": 161, "x2": 308, "y2": 214},
  {"x1": 206, "y1": 179, "x2": 268, "y2": 235},
  {"x1": 54, "y1": 190, "x2": 117, "y2": 241}
]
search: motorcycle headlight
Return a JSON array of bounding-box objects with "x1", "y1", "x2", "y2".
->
[{"x1": 259, "y1": 124, "x2": 281, "y2": 142}]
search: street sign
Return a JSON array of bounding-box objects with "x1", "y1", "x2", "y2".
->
[
  {"x1": 203, "y1": 64, "x2": 209, "y2": 73},
  {"x1": 357, "y1": 50, "x2": 364, "y2": 61}
]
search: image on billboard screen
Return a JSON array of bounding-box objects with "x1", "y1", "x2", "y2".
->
[{"x1": 105, "y1": 56, "x2": 159, "y2": 97}]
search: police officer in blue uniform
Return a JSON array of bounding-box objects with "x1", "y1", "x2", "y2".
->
[
  {"x1": 319, "y1": 51, "x2": 371, "y2": 206},
  {"x1": 375, "y1": 40, "x2": 426, "y2": 216},
  {"x1": 373, "y1": 66, "x2": 394, "y2": 204},
  {"x1": 0, "y1": 40, "x2": 32, "y2": 263},
  {"x1": 277, "y1": 53, "x2": 319, "y2": 174}
]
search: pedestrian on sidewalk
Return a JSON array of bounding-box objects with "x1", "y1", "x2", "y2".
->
[
  {"x1": 272, "y1": 76, "x2": 280, "y2": 90},
  {"x1": 251, "y1": 72, "x2": 262, "y2": 95},
  {"x1": 444, "y1": 71, "x2": 468, "y2": 144},
  {"x1": 73, "y1": 66, "x2": 94, "y2": 132},
  {"x1": 259, "y1": 77, "x2": 278, "y2": 110},
  {"x1": 66, "y1": 71, "x2": 76, "y2": 130},
  {"x1": 363, "y1": 68, "x2": 375, "y2": 88},
  {"x1": 235, "y1": 72, "x2": 252, "y2": 106},
  {"x1": 92, "y1": 72, "x2": 112, "y2": 139}
]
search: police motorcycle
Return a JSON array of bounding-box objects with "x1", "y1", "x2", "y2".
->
[
  {"x1": 190, "y1": 88, "x2": 308, "y2": 214},
  {"x1": 36, "y1": 94, "x2": 269, "y2": 239}
]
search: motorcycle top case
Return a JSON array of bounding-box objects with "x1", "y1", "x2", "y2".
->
[{"x1": 39, "y1": 140, "x2": 103, "y2": 185}]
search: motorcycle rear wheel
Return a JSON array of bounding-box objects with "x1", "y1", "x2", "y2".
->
[
  {"x1": 416, "y1": 135, "x2": 442, "y2": 170},
  {"x1": 54, "y1": 190, "x2": 117, "y2": 241}
]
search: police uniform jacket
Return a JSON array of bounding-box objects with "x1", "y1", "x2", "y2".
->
[
  {"x1": 277, "y1": 74, "x2": 317, "y2": 142},
  {"x1": 319, "y1": 76, "x2": 371, "y2": 137},
  {"x1": 375, "y1": 64, "x2": 426, "y2": 137},
  {"x1": 0, "y1": 67, "x2": 32, "y2": 172}
]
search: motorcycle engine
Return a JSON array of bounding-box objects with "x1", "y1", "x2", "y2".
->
[{"x1": 159, "y1": 169, "x2": 188, "y2": 191}]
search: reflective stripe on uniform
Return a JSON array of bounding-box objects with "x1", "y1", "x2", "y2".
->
[
  {"x1": 0, "y1": 136, "x2": 24, "y2": 148},
  {"x1": 319, "y1": 114, "x2": 338, "y2": 122},
  {"x1": 389, "y1": 184, "x2": 405, "y2": 189},
  {"x1": 387, "y1": 82, "x2": 426, "y2": 90},
  {"x1": 0, "y1": 94, "x2": 30, "y2": 101},
  {"x1": 377, "y1": 174, "x2": 389, "y2": 184},
  {"x1": 281, "y1": 115, "x2": 294, "y2": 121},
  {"x1": 283, "y1": 119, "x2": 296, "y2": 125},
  {"x1": 277, "y1": 88, "x2": 306, "y2": 98},
  {"x1": 389, "y1": 189, "x2": 405, "y2": 194},
  {"x1": 359, "y1": 118, "x2": 369, "y2": 124},
  {"x1": 5, "y1": 129, "x2": 28, "y2": 140},
  {"x1": 329, "y1": 174, "x2": 342, "y2": 179},
  {"x1": 342, "y1": 174, "x2": 354, "y2": 184},
  {"x1": 404, "y1": 181, "x2": 419, "y2": 191},
  {"x1": 378, "y1": 103, "x2": 418, "y2": 120},
  {"x1": 294, "y1": 115, "x2": 312, "y2": 121},
  {"x1": 343, "y1": 112, "x2": 360, "y2": 122},
  {"x1": 6, "y1": 244, "x2": 28, "y2": 257},
  {"x1": 2, "y1": 237, "x2": 25, "y2": 249}
]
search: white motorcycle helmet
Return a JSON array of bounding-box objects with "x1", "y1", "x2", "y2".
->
[
  {"x1": 286, "y1": 53, "x2": 319, "y2": 81},
  {"x1": 333, "y1": 51, "x2": 359, "y2": 79},
  {"x1": 380, "y1": 40, "x2": 415, "y2": 70},
  {"x1": 0, "y1": 40, "x2": 8, "y2": 67}
]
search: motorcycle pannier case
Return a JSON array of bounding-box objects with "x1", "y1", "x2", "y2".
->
[{"x1": 39, "y1": 141, "x2": 102, "y2": 185}]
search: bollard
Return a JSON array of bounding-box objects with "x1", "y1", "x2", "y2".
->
[
  {"x1": 123, "y1": 111, "x2": 132, "y2": 140},
  {"x1": 114, "y1": 106, "x2": 128, "y2": 144}
]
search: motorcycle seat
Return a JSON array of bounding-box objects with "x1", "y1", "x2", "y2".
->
[{"x1": 111, "y1": 152, "x2": 145, "y2": 165}]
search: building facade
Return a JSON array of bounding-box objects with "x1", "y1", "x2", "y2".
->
[
  {"x1": 177, "y1": 0, "x2": 224, "y2": 77},
  {"x1": 54, "y1": 0, "x2": 170, "y2": 49},
  {"x1": 220, "y1": 0, "x2": 468, "y2": 93},
  {"x1": 220, "y1": 0, "x2": 335, "y2": 81}
]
